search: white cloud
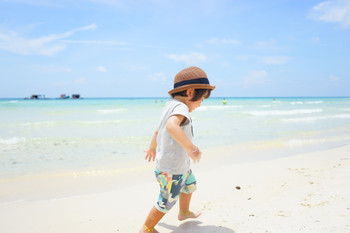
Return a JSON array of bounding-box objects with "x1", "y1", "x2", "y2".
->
[
  {"x1": 148, "y1": 72, "x2": 166, "y2": 81},
  {"x1": 261, "y1": 56, "x2": 291, "y2": 65},
  {"x1": 52, "y1": 77, "x2": 86, "y2": 87},
  {"x1": 329, "y1": 74, "x2": 340, "y2": 81},
  {"x1": 1, "y1": 0, "x2": 123, "y2": 7},
  {"x1": 244, "y1": 70, "x2": 270, "y2": 86},
  {"x1": 310, "y1": 0, "x2": 350, "y2": 28},
  {"x1": 207, "y1": 37, "x2": 241, "y2": 45},
  {"x1": 62, "y1": 40, "x2": 128, "y2": 45},
  {"x1": 97, "y1": 66, "x2": 107, "y2": 72},
  {"x1": 165, "y1": 52, "x2": 207, "y2": 64},
  {"x1": 0, "y1": 23, "x2": 97, "y2": 56},
  {"x1": 255, "y1": 39, "x2": 276, "y2": 49},
  {"x1": 310, "y1": 36, "x2": 321, "y2": 44},
  {"x1": 127, "y1": 65, "x2": 149, "y2": 71},
  {"x1": 75, "y1": 78, "x2": 87, "y2": 84}
]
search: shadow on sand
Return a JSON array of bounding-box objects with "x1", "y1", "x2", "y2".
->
[{"x1": 159, "y1": 221, "x2": 236, "y2": 233}]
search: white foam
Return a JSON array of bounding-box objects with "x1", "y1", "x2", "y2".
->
[
  {"x1": 259, "y1": 105, "x2": 271, "y2": 108},
  {"x1": 289, "y1": 101, "x2": 323, "y2": 105},
  {"x1": 0, "y1": 137, "x2": 26, "y2": 145},
  {"x1": 245, "y1": 108, "x2": 323, "y2": 116},
  {"x1": 0, "y1": 199, "x2": 25, "y2": 206},
  {"x1": 21, "y1": 121, "x2": 57, "y2": 126},
  {"x1": 97, "y1": 109, "x2": 126, "y2": 114},
  {"x1": 196, "y1": 105, "x2": 243, "y2": 111},
  {"x1": 306, "y1": 101, "x2": 323, "y2": 104},
  {"x1": 287, "y1": 138, "x2": 326, "y2": 146},
  {"x1": 287, "y1": 135, "x2": 350, "y2": 147},
  {"x1": 77, "y1": 120, "x2": 122, "y2": 125},
  {"x1": 290, "y1": 101, "x2": 304, "y2": 105},
  {"x1": 283, "y1": 114, "x2": 350, "y2": 123}
]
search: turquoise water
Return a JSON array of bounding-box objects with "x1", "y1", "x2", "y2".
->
[{"x1": 1, "y1": 97, "x2": 350, "y2": 177}]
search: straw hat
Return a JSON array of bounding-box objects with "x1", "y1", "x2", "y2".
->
[{"x1": 168, "y1": 66, "x2": 216, "y2": 95}]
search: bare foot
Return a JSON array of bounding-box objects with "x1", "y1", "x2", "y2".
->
[
  {"x1": 178, "y1": 210, "x2": 202, "y2": 221},
  {"x1": 139, "y1": 226, "x2": 159, "y2": 233}
]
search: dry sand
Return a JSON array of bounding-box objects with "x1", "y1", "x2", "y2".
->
[{"x1": 1, "y1": 144, "x2": 349, "y2": 233}]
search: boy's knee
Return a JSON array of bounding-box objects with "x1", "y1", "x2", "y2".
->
[
  {"x1": 155, "y1": 198, "x2": 178, "y2": 213},
  {"x1": 181, "y1": 183, "x2": 197, "y2": 194}
]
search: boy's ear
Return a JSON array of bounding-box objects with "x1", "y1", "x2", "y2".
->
[{"x1": 186, "y1": 89, "x2": 194, "y2": 97}]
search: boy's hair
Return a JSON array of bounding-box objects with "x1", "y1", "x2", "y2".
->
[{"x1": 171, "y1": 89, "x2": 211, "y2": 101}]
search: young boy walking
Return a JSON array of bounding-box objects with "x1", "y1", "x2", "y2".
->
[{"x1": 140, "y1": 66, "x2": 215, "y2": 233}]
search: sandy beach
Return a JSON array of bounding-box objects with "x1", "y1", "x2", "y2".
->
[{"x1": 1, "y1": 143, "x2": 349, "y2": 233}]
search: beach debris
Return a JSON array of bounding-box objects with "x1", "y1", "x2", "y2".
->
[{"x1": 235, "y1": 186, "x2": 241, "y2": 190}]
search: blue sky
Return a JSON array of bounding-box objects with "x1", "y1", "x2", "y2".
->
[{"x1": 0, "y1": 0, "x2": 349, "y2": 98}]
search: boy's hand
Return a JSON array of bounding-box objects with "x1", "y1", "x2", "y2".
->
[
  {"x1": 144, "y1": 148, "x2": 156, "y2": 162},
  {"x1": 188, "y1": 146, "x2": 202, "y2": 164}
]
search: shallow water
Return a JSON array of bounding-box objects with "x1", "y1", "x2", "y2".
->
[{"x1": 1, "y1": 97, "x2": 350, "y2": 177}]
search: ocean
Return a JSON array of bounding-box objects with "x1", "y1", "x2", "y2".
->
[{"x1": 1, "y1": 97, "x2": 350, "y2": 178}]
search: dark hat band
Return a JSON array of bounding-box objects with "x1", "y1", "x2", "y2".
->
[{"x1": 174, "y1": 78, "x2": 210, "y2": 88}]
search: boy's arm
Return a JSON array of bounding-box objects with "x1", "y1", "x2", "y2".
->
[
  {"x1": 166, "y1": 115, "x2": 201, "y2": 163},
  {"x1": 145, "y1": 130, "x2": 158, "y2": 162}
]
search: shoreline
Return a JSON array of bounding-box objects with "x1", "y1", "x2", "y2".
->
[
  {"x1": 0, "y1": 139, "x2": 346, "y2": 203},
  {"x1": 1, "y1": 140, "x2": 349, "y2": 203},
  {"x1": 1, "y1": 143, "x2": 349, "y2": 232}
]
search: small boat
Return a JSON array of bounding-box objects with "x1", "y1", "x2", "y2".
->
[
  {"x1": 60, "y1": 94, "x2": 70, "y2": 99},
  {"x1": 29, "y1": 94, "x2": 46, "y2": 99}
]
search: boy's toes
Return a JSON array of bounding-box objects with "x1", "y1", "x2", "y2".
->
[{"x1": 178, "y1": 210, "x2": 202, "y2": 221}]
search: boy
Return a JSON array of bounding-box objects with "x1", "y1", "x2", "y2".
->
[{"x1": 140, "y1": 66, "x2": 215, "y2": 233}]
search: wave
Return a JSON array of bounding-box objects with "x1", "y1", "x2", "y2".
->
[
  {"x1": 259, "y1": 105, "x2": 271, "y2": 108},
  {"x1": 283, "y1": 114, "x2": 350, "y2": 123},
  {"x1": 290, "y1": 101, "x2": 304, "y2": 105},
  {"x1": 289, "y1": 101, "x2": 323, "y2": 105},
  {"x1": 21, "y1": 121, "x2": 57, "y2": 126},
  {"x1": 76, "y1": 120, "x2": 123, "y2": 125},
  {"x1": 97, "y1": 109, "x2": 126, "y2": 114},
  {"x1": 287, "y1": 135, "x2": 350, "y2": 147},
  {"x1": 0, "y1": 137, "x2": 26, "y2": 145},
  {"x1": 196, "y1": 105, "x2": 243, "y2": 111},
  {"x1": 306, "y1": 101, "x2": 323, "y2": 104},
  {"x1": 245, "y1": 108, "x2": 323, "y2": 116}
]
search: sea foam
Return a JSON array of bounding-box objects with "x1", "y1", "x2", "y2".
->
[
  {"x1": 196, "y1": 105, "x2": 243, "y2": 111},
  {"x1": 283, "y1": 114, "x2": 350, "y2": 123},
  {"x1": 0, "y1": 137, "x2": 26, "y2": 145},
  {"x1": 97, "y1": 109, "x2": 126, "y2": 114},
  {"x1": 245, "y1": 108, "x2": 323, "y2": 116}
]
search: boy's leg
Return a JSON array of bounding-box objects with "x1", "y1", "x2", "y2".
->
[
  {"x1": 179, "y1": 192, "x2": 192, "y2": 214},
  {"x1": 140, "y1": 206, "x2": 165, "y2": 233},
  {"x1": 178, "y1": 192, "x2": 201, "y2": 221}
]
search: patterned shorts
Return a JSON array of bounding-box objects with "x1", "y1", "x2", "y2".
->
[{"x1": 155, "y1": 169, "x2": 197, "y2": 213}]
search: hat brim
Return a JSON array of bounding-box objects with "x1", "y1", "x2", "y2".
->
[{"x1": 168, "y1": 84, "x2": 216, "y2": 95}]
